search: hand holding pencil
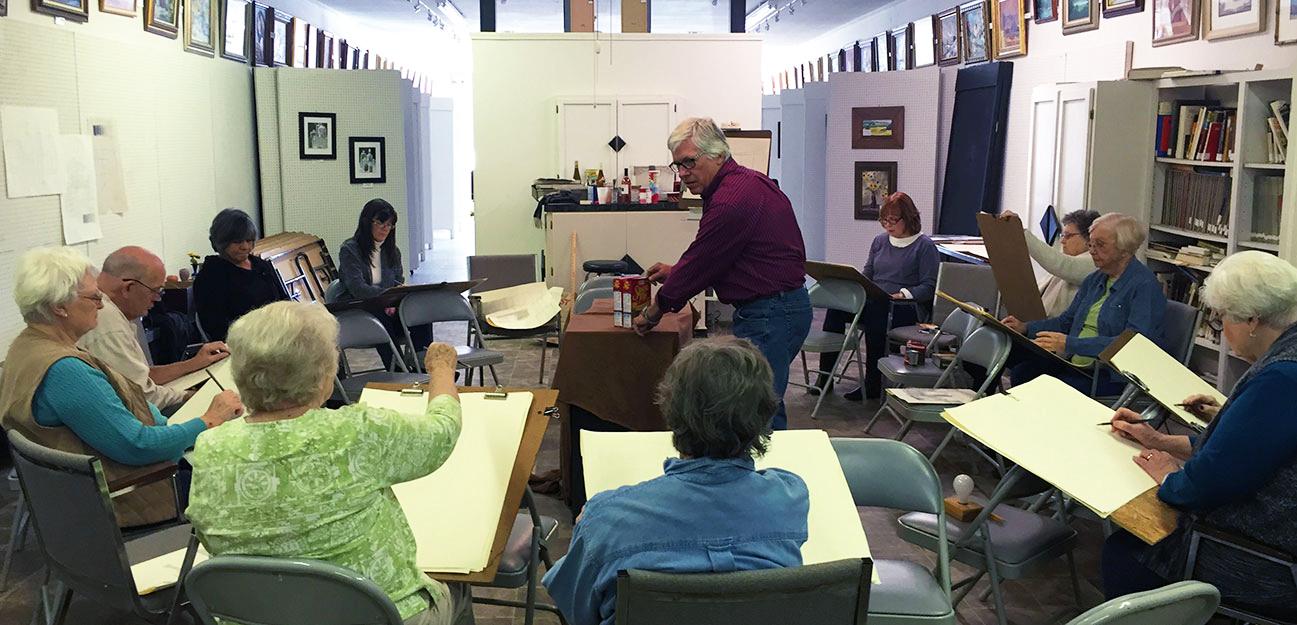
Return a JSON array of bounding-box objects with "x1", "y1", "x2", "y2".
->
[{"x1": 1177, "y1": 394, "x2": 1221, "y2": 421}]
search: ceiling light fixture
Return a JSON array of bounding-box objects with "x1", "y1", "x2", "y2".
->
[{"x1": 744, "y1": 1, "x2": 777, "y2": 31}]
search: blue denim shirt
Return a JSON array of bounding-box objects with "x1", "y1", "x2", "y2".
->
[
  {"x1": 542, "y1": 456, "x2": 809, "y2": 625},
  {"x1": 1024, "y1": 258, "x2": 1167, "y2": 358}
]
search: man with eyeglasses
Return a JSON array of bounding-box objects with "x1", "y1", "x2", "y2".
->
[
  {"x1": 79, "y1": 246, "x2": 230, "y2": 412},
  {"x1": 633, "y1": 118, "x2": 811, "y2": 430}
]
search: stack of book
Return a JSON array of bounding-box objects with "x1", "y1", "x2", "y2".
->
[
  {"x1": 1148, "y1": 241, "x2": 1225, "y2": 268},
  {"x1": 1264, "y1": 100, "x2": 1289, "y2": 164},
  {"x1": 1251, "y1": 174, "x2": 1284, "y2": 243},
  {"x1": 1168, "y1": 102, "x2": 1236, "y2": 162},
  {"x1": 1161, "y1": 165, "x2": 1232, "y2": 236}
]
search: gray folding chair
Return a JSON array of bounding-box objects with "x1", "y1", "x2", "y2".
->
[
  {"x1": 889, "y1": 262, "x2": 1001, "y2": 350},
  {"x1": 573, "y1": 287, "x2": 614, "y2": 315},
  {"x1": 576, "y1": 276, "x2": 617, "y2": 299},
  {"x1": 184, "y1": 555, "x2": 403, "y2": 625},
  {"x1": 878, "y1": 307, "x2": 983, "y2": 390},
  {"x1": 1184, "y1": 522, "x2": 1297, "y2": 625},
  {"x1": 400, "y1": 289, "x2": 504, "y2": 385},
  {"x1": 468, "y1": 254, "x2": 558, "y2": 385},
  {"x1": 614, "y1": 558, "x2": 873, "y2": 625},
  {"x1": 832, "y1": 438, "x2": 955, "y2": 625},
  {"x1": 7, "y1": 430, "x2": 197, "y2": 625},
  {"x1": 792, "y1": 278, "x2": 869, "y2": 419},
  {"x1": 1066, "y1": 580, "x2": 1219, "y2": 625},
  {"x1": 472, "y1": 487, "x2": 566, "y2": 625},
  {"x1": 333, "y1": 309, "x2": 428, "y2": 404}
]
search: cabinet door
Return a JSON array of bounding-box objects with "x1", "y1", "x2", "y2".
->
[
  {"x1": 1026, "y1": 86, "x2": 1060, "y2": 237},
  {"x1": 1054, "y1": 84, "x2": 1095, "y2": 217},
  {"x1": 616, "y1": 100, "x2": 674, "y2": 174},
  {"x1": 545, "y1": 212, "x2": 628, "y2": 293},
  {"x1": 558, "y1": 101, "x2": 617, "y2": 180}
]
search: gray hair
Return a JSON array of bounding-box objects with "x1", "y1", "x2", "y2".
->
[
  {"x1": 209, "y1": 208, "x2": 259, "y2": 254},
  {"x1": 1202, "y1": 251, "x2": 1297, "y2": 329},
  {"x1": 227, "y1": 301, "x2": 339, "y2": 413},
  {"x1": 1090, "y1": 213, "x2": 1146, "y2": 254},
  {"x1": 667, "y1": 117, "x2": 731, "y2": 160},
  {"x1": 656, "y1": 336, "x2": 776, "y2": 460},
  {"x1": 13, "y1": 247, "x2": 95, "y2": 324}
]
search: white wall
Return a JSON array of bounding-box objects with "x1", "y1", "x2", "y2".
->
[
  {"x1": 778, "y1": 83, "x2": 830, "y2": 261},
  {"x1": 471, "y1": 33, "x2": 765, "y2": 257},
  {"x1": 0, "y1": 8, "x2": 257, "y2": 353}
]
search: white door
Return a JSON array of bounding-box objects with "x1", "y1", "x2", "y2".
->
[
  {"x1": 558, "y1": 100, "x2": 617, "y2": 182},
  {"x1": 1054, "y1": 84, "x2": 1096, "y2": 218},
  {"x1": 1025, "y1": 86, "x2": 1060, "y2": 238},
  {"x1": 615, "y1": 99, "x2": 674, "y2": 175}
]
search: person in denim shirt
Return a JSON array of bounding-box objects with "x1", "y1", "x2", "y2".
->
[
  {"x1": 1002, "y1": 213, "x2": 1166, "y2": 395},
  {"x1": 543, "y1": 336, "x2": 810, "y2": 625}
]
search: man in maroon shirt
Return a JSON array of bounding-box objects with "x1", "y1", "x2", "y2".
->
[{"x1": 634, "y1": 118, "x2": 811, "y2": 430}]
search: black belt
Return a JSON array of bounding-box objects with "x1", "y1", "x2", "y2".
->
[{"x1": 731, "y1": 286, "x2": 802, "y2": 308}]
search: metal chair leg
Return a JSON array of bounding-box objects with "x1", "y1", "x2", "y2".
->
[
  {"x1": 488, "y1": 365, "x2": 499, "y2": 386},
  {"x1": 928, "y1": 427, "x2": 957, "y2": 464},
  {"x1": 864, "y1": 403, "x2": 889, "y2": 434},
  {"x1": 2, "y1": 495, "x2": 30, "y2": 591},
  {"x1": 980, "y1": 526, "x2": 1009, "y2": 625}
]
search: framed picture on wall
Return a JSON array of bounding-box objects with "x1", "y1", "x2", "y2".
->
[
  {"x1": 289, "y1": 17, "x2": 308, "y2": 67},
  {"x1": 1279, "y1": 0, "x2": 1297, "y2": 44},
  {"x1": 854, "y1": 162, "x2": 898, "y2": 221},
  {"x1": 272, "y1": 9, "x2": 291, "y2": 66},
  {"x1": 1204, "y1": 0, "x2": 1264, "y2": 39},
  {"x1": 299, "y1": 112, "x2": 337, "y2": 160},
  {"x1": 1103, "y1": 0, "x2": 1144, "y2": 17},
  {"x1": 1062, "y1": 0, "x2": 1101, "y2": 33},
  {"x1": 1035, "y1": 0, "x2": 1060, "y2": 21},
  {"x1": 1152, "y1": 0, "x2": 1199, "y2": 44},
  {"x1": 1, "y1": 0, "x2": 7, "y2": 16},
  {"x1": 33, "y1": 0, "x2": 89, "y2": 21},
  {"x1": 991, "y1": 0, "x2": 1028, "y2": 58},
  {"x1": 144, "y1": 0, "x2": 179, "y2": 36},
  {"x1": 184, "y1": 0, "x2": 216, "y2": 56},
  {"x1": 349, "y1": 137, "x2": 387, "y2": 184},
  {"x1": 874, "y1": 33, "x2": 890, "y2": 71},
  {"x1": 101, "y1": 0, "x2": 138, "y2": 17},
  {"x1": 852, "y1": 107, "x2": 905, "y2": 150},
  {"x1": 937, "y1": 7, "x2": 963, "y2": 66},
  {"x1": 251, "y1": 2, "x2": 269, "y2": 66},
  {"x1": 317, "y1": 30, "x2": 334, "y2": 68},
  {"x1": 890, "y1": 25, "x2": 911, "y2": 70},
  {"x1": 221, "y1": 0, "x2": 248, "y2": 62},
  {"x1": 912, "y1": 17, "x2": 937, "y2": 67},
  {"x1": 960, "y1": 0, "x2": 990, "y2": 63},
  {"x1": 862, "y1": 37, "x2": 877, "y2": 71}
]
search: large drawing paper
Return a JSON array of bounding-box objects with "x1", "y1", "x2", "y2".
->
[
  {"x1": 976, "y1": 212, "x2": 1047, "y2": 322},
  {"x1": 1, "y1": 106, "x2": 66, "y2": 198},
  {"x1": 477, "y1": 282, "x2": 563, "y2": 330},
  {"x1": 131, "y1": 544, "x2": 209, "y2": 595},
  {"x1": 1106, "y1": 332, "x2": 1221, "y2": 429},
  {"x1": 166, "y1": 379, "x2": 222, "y2": 426},
  {"x1": 58, "y1": 135, "x2": 102, "y2": 244}
]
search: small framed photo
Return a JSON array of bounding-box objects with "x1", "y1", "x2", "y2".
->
[
  {"x1": 251, "y1": 2, "x2": 269, "y2": 66},
  {"x1": 855, "y1": 162, "x2": 898, "y2": 221},
  {"x1": 100, "y1": 0, "x2": 137, "y2": 17},
  {"x1": 289, "y1": 17, "x2": 308, "y2": 67},
  {"x1": 349, "y1": 137, "x2": 387, "y2": 184},
  {"x1": 861, "y1": 37, "x2": 877, "y2": 71},
  {"x1": 937, "y1": 7, "x2": 963, "y2": 66},
  {"x1": 144, "y1": 0, "x2": 179, "y2": 37},
  {"x1": 912, "y1": 17, "x2": 937, "y2": 67},
  {"x1": 1152, "y1": 0, "x2": 1199, "y2": 45},
  {"x1": 852, "y1": 107, "x2": 906, "y2": 150},
  {"x1": 1035, "y1": 0, "x2": 1060, "y2": 22},
  {"x1": 318, "y1": 31, "x2": 336, "y2": 68},
  {"x1": 874, "y1": 33, "x2": 890, "y2": 71},
  {"x1": 221, "y1": 0, "x2": 248, "y2": 62},
  {"x1": 1204, "y1": 0, "x2": 1265, "y2": 39},
  {"x1": 184, "y1": 0, "x2": 216, "y2": 56},
  {"x1": 1103, "y1": 0, "x2": 1145, "y2": 17},
  {"x1": 1063, "y1": 0, "x2": 1101, "y2": 33},
  {"x1": 890, "y1": 25, "x2": 911, "y2": 70},
  {"x1": 1, "y1": 0, "x2": 7, "y2": 16},
  {"x1": 1279, "y1": 0, "x2": 1297, "y2": 44},
  {"x1": 299, "y1": 112, "x2": 337, "y2": 160},
  {"x1": 992, "y1": 0, "x2": 1028, "y2": 58},
  {"x1": 272, "y1": 9, "x2": 291, "y2": 66},
  {"x1": 960, "y1": 0, "x2": 990, "y2": 63},
  {"x1": 34, "y1": 0, "x2": 89, "y2": 22}
]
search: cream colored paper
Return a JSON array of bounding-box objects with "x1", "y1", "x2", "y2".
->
[
  {"x1": 477, "y1": 282, "x2": 563, "y2": 330},
  {"x1": 1, "y1": 105, "x2": 66, "y2": 198},
  {"x1": 131, "y1": 544, "x2": 210, "y2": 594},
  {"x1": 164, "y1": 368, "x2": 211, "y2": 393},
  {"x1": 886, "y1": 388, "x2": 978, "y2": 405},
  {"x1": 207, "y1": 358, "x2": 236, "y2": 392},
  {"x1": 167, "y1": 379, "x2": 221, "y2": 426},
  {"x1": 580, "y1": 429, "x2": 875, "y2": 580},
  {"x1": 1108, "y1": 333, "x2": 1222, "y2": 429},
  {"x1": 362, "y1": 389, "x2": 532, "y2": 573},
  {"x1": 942, "y1": 376, "x2": 1156, "y2": 517},
  {"x1": 164, "y1": 357, "x2": 235, "y2": 393}
]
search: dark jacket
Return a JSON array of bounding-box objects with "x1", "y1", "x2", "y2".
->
[
  {"x1": 332, "y1": 237, "x2": 405, "y2": 302},
  {"x1": 193, "y1": 255, "x2": 289, "y2": 341}
]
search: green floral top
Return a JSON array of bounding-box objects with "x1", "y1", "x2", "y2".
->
[{"x1": 186, "y1": 395, "x2": 463, "y2": 619}]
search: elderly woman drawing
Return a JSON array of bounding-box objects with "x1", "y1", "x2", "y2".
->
[
  {"x1": 185, "y1": 301, "x2": 474, "y2": 625},
  {"x1": 193, "y1": 208, "x2": 289, "y2": 341},
  {"x1": 0, "y1": 247, "x2": 242, "y2": 528},
  {"x1": 1101, "y1": 251, "x2": 1297, "y2": 620},
  {"x1": 543, "y1": 336, "x2": 810, "y2": 625},
  {"x1": 1000, "y1": 209, "x2": 1100, "y2": 317},
  {"x1": 1001, "y1": 213, "x2": 1166, "y2": 395}
]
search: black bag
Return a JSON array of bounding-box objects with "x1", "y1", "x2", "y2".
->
[{"x1": 533, "y1": 190, "x2": 585, "y2": 220}]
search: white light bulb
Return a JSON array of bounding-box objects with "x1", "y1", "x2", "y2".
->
[{"x1": 954, "y1": 474, "x2": 974, "y2": 504}]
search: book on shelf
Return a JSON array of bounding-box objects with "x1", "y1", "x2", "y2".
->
[
  {"x1": 1272, "y1": 100, "x2": 1290, "y2": 139},
  {"x1": 1251, "y1": 175, "x2": 1284, "y2": 242},
  {"x1": 1155, "y1": 101, "x2": 1174, "y2": 157},
  {"x1": 1268, "y1": 116, "x2": 1289, "y2": 164},
  {"x1": 1173, "y1": 100, "x2": 1217, "y2": 160},
  {"x1": 1162, "y1": 165, "x2": 1231, "y2": 237}
]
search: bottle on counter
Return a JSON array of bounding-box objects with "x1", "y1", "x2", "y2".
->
[
  {"x1": 596, "y1": 165, "x2": 606, "y2": 187},
  {"x1": 621, "y1": 168, "x2": 632, "y2": 202},
  {"x1": 572, "y1": 160, "x2": 581, "y2": 181}
]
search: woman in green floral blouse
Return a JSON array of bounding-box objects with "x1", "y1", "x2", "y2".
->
[{"x1": 185, "y1": 301, "x2": 474, "y2": 625}]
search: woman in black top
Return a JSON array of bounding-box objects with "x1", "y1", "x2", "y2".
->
[{"x1": 193, "y1": 209, "x2": 289, "y2": 342}]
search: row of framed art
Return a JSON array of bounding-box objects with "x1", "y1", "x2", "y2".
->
[{"x1": 298, "y1": 112, "x2": 388, "y2": 185}]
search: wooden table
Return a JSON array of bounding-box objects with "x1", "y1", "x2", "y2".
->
[{"x1": 367, "y1": 383, "x2": 558, "y2": 584}]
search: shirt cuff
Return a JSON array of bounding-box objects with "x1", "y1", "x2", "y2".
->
[{"x1": 899, "y1": 288, "x2": 913, "y2": 299}]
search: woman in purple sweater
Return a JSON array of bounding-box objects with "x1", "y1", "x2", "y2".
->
[{"x1": 817, "y1": 192, "x2": 939, "y2": 401}]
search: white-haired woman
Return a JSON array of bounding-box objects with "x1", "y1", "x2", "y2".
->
[
  {"x1": 185, "y1": 302, "x2": 474, "y2": 625},
  {"x1": 0, "y1": 247, "x2": 242, "y2": 528},
  {"x1": 1001, "y1": 213, "x2": 1167, "y2": 394},
  {"x1": 1101, "y1": 251, "x2": 1297, "y2": 620}
]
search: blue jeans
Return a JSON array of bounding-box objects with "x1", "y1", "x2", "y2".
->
[{"x1": 732, "y1": 287, "x2": 813, "y2": 430}]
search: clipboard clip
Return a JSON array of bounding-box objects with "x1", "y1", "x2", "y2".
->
[
  {"x1": 998, "y1": 390, "x2": 1020, "y2": 402},
  {"x1": 543, "y1": 406, "x2": 559, "y2": 419},
  {"x1": 1121, "y1": 370, "x2": 1150, "y2": 394},
  {"x1": 485, "y1": 385, "x2": 509, "y2": 400},
  {"x1": 400, "y1": 381, "x2": 426, "y2": 396}
]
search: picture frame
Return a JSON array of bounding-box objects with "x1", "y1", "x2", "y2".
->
[
  {"x1": 299, "y1": 112, "x2": 337, "y2": 160},
  {"x1": 1103, "y1": 0, "x2": 1145, "y2": 17},
  {"x1": 874, "y1": 33, "x2": 890, "y2": 71},
  {"x1": 349, "y1": 137, "x2": 387, "y2": 184},
  {"x1": 937, "y1": 7, "x2": 963, "y2": 66},
  {"x1": 251, "y1": 2, "x2": 269, "y2": 66},
  {"x1": 184, "y1": 0, "x2": 216, "y2": 56},
  {"x1": 890, "y1": 25, "x2": 911, "y2": 70},
  {"x1": 1062, "y1": 0, "x2": 1101, "y2": 33},
  {"x1": 316, "y1": 30, "x2": 334, "y2": 68},
  {"x1": 305, "y1": 25, "x2": 317, "y2": 67},
  {"x1": 0, "y1": 0, "x2": 7, "y2": 16},
  {"x1": 992, "y1": 0, "x2": 1029, "y2": 58},
  {"x1": 144, "y1": 0, "x2": 179, "y2": 37},
  {"x1": 1279, "y1": 0, "x2": 1297, "y2": 44},
  {"x1": 1152, "y1": 0, "x2": 1200, "y2": 45},
  {"x1": 862, "y1": 37, "x2": 877, "y2": 71},
  {"x1": 1034, "y1": 0, "x2": 1060, "y2": 21},
  {"x1": 851, "y1": 106, "x2": 906, "y2": 150},
  {"x1": 220, "y1": 0, "x2": 248, "y2": 62},
  {"x1": 960, "y1": 0, "x2": 990, "y2": 63},
  {"x1": 912, "y1": 16, "x2": 937, "y2": 68},
  {"x1": 289, "y1": 17, "x2": 308, "y2": 67},
  {"x1": 100, "y1": 0, "x2": 137, "y2": 17},
  {"x1": 33, "y1": 0, "x2": 89, "y2": 22},
  {"x1": 854, "y1": 162, "x2": 898, "y2": 221},
  {"x1": 1204, "y1": 0, "x2": 1264, "y2": 39},
  {"x1": 272, "y1": 9, "x2": 291, "y2": 66}
]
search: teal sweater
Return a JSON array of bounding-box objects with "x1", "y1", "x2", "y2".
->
[{"x1": 32, "y1": 357, "x2": 207, "y2": 464}]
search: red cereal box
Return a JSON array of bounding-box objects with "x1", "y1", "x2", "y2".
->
[{"x1": 628, "y1": 277, "x2": 651, "y2": 317}]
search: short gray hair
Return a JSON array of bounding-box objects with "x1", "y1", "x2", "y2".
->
[
  {"x1": 656, "y1": 336, "x2": 776, "y2": 460},
  {"x1": 667, "y1": 117, "x2": 731, "y2": 160},
  {"x1": 1202, "y1": 251, "x2": 1297, "y2": 329},
  {"x1": 1090, "y1": 213, "x2": 1146, "y2": 254},
  {"x1": 209, "y1": 208, "x2": 259, "y2": 254},
  {"x1": 13, "y1": 247, "x2": 95, "y2": 324},
  {"x1": 227, "y1": 301, "x2": 339, "y2": 412}
]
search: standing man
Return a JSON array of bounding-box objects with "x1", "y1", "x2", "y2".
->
[
  {"x1": 634, "y1": 118, "x2": 811, "y2": 430},
  {"x1": 79, "y1": 246, "x2": 229, "y2": 413}
]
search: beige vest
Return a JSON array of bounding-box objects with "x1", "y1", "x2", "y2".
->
[{"x1": 0, "y1": 327, "x2": 177, "y2": 527}]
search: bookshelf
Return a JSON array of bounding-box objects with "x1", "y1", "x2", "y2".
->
[{"x1": 1146, "y1": 69, "x2": 1295, "y2": 392}]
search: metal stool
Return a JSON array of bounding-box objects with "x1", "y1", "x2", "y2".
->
[{"x1": 582, "y1": 259, "x2": 627, "y2": 283}]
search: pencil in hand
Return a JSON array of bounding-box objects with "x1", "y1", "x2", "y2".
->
[{"x1": 1097, "y1": 417, "x2": 1156, "y2": 426}]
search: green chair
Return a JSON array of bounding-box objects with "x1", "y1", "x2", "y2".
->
[
  {"x1": 184, "y1": 555, "x2": 403, "y2": 625},
  {"x1": 1066, "y1": 580, "x2": 1219, "y2": 625},
  {"x1": 792, "y1": 278, "x2": 869, "y2": 419}
]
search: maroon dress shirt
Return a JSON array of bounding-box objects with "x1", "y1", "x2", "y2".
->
[{"x1": 655, "y1": 158, "x2": 807, "y2": 313}]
